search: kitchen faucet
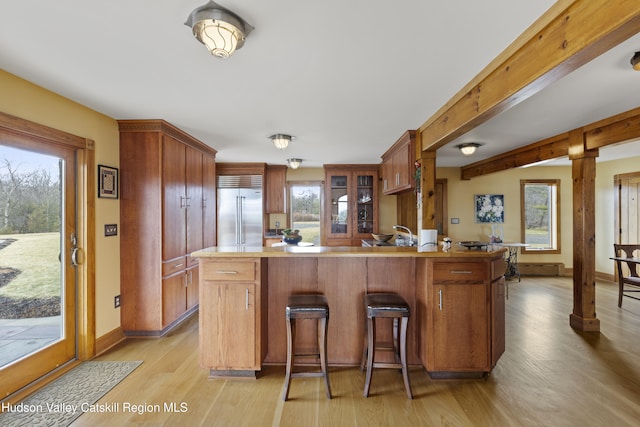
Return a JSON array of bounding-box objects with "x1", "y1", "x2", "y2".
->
[{"x1": 393, "y1": 225, "x2": 415, "y2": 247}]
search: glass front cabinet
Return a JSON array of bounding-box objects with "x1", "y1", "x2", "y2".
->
[{"x1": 323, "y1": 165, "x2": 379, "y2": 246}]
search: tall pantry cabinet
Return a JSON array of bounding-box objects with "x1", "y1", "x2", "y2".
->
[{"x1": 118, "y1": 120, "x2": 217, "y2": 336}]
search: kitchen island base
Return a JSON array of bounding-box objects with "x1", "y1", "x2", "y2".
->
[{"x1": 194, "y1": 246, "x2": 506, "y2": 379}]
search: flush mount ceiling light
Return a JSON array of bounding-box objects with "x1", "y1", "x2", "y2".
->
[
  {"x1": 287, "y1": 158, "x2": 302, "y2": 169},
  {"x1": 269, "y1": 134, "x2": 293, "y2": 150},
  {"x1": 185, "y1": 0, "x2": 254, "y2": 59},
  {"x1": 631, "y1": 51, "x2": 640, "y2": 71},
  {"x1": 456, "y1": 143, "x2": 481, "y2": 156}
]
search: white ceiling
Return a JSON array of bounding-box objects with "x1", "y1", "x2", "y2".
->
[{"x1": 0, "y1": 1, "x2": 638, "y2": 168}]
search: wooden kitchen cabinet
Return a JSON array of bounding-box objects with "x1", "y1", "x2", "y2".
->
[
  {"x1": 199, "y1": 258, "x2": 267, "y2": 376},
  {"x1": 265, "y1": 164, "x2": 287, "y2": 213},
  {"x1": 323, "y1": 164, "x2": 378, "y2": 246},
  {"x1": 119, "y1": 119, "x2": 217, "y2": 336},
  {"x1": 381, "y1": 130, "x2": 416, "y2": 194},
  {"x1": 419, "y1": 258, "x2": 505, "y2": 377}
]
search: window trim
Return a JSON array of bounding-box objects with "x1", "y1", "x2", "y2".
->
[{"x1": 520, "y1": 179, "x2": 561, "y2": 254}]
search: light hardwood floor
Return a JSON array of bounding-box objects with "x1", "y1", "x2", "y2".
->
[{"x1": 71, "y1": 277, "x2": 640, "y2": 426}]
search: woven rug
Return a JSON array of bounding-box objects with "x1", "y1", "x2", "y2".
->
[{"x1": 0, "y1": 360, "x2": 142, "y2": 426}]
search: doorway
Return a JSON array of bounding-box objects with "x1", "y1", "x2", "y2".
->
[
  {"x1": 615, "y1": 172, "x2": 640, "y2": 244},
  {"x1": 0, "y1": 144, "x2": 77, "y2": 397}
]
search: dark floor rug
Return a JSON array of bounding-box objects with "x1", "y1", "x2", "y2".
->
[{"x1": 0, "y1": 360, "x2": 142, "y2": 426}]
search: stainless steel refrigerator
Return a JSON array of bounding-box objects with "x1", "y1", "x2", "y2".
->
[{"x1": 217, "y1": 175, "x2": 263, "y2": 246}]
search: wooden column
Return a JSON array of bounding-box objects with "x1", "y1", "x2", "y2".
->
[
  {"x1": 420, "y1": 150, "x2": 437, "y2": 231},
  {"x1": 568, "y1": 129, "x2": 600, "y2": 332}
]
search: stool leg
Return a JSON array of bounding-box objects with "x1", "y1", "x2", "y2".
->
[
  {"x1": 282, "y1": 317, "x2": 296, "y2": 401},
  {"x1": 363, "y1": 316, "x2": 375, "y2": 397},
  {"x1": 318, "y1": 316, "x2": 332, "y2": 399},
  {"x1": 399, "y1": 316, "x2": 412, "y2": 399},
  {"x1": 392, "y1": 317, "x2": 399, "y2": 363},
  {"x1": 360, "y1": 315, "x2": 368, "y2": 372}
]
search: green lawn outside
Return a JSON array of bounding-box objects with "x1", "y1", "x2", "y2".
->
[{"x1": 0, "y1": 233, "x2": 61, "y2": 299}]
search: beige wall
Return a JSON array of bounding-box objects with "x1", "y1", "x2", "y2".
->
[
  {"x1": 0, "y1": 69, "x2": 121, "y2": 337},
  {"x1": 437, "y1": 165, "x2": 574, "y2": 268}
]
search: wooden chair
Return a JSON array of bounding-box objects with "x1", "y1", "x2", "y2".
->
[{"x1": 613, "y1": 244, "x2": 640, "y2": 307}]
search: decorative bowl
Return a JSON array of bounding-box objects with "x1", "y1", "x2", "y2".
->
[
  {"x1": 283, "y1": 235, "x2": 303, "y2": 244},
  {"x1": 372, "y1": 233, "x2": 393, "y2": 242}
]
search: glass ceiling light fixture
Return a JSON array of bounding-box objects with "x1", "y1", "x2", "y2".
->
[
  {"x1": 456, "y1": 143, "x2": 481, "y2": 156},
  {"x1": 287, "y1": 158, "x2": 302, "y2": 169},
  {"x1": 631, "y1": 51, "x2": 640, "y2": 71},
  {"x1": 185, "y1": 1, "x2": 254, "y2": 59},
  {"x1": 269, "y1": 134, "x2": 293, "y2": 150}
]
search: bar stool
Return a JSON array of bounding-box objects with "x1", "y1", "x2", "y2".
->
[
  {"x1": 360, "y1": 293, "x2": 412, "y2": 399},
  {"x1": 282, "y1": 294, "x2": 332, "y2": 401}
]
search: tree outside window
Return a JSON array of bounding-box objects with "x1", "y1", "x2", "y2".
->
[{"x1": 520, "y1": 179, "x2": 560, "y2": 254}]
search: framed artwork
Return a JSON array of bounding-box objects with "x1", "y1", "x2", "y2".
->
[
  {"x1": 98, "y1": 165, "x2": 118, "y2": 199},
  {"x1": 475, "y1": 194, "x2": 504, "y2": 223}
]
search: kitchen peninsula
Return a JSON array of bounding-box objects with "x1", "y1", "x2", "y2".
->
[{"x1": 192, "y1": 245, "x2": 507, "y2": 380}]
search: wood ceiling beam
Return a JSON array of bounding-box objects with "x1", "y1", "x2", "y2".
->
[
  {"x1": 419, "y1": 0, "x2": 640, "y2": 152},
  {"x1": 460, "y1": 105, "x2": 640, "y2": 179},
  {"x1": 460, "y1": 134, "x2": 569, "y2": 180}
]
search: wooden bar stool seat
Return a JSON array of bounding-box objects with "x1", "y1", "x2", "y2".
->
[
  {"x1": 360, "y1": 293, "x2": 412, "y2": 399},
  {"x1": 282, "y1": 294, "x2": 332, "y2": 401}
]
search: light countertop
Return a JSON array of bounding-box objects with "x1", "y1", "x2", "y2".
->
[{"x1": 192, "y1": 245, "x2": 507, "y2": 258}]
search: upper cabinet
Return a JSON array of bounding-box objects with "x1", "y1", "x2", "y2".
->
[
  {"x1": 265, "y1": 165, "x2": 287, "y2": 213},
  {"x1": 323, "y1": 164, "x2": 379, "y2": 246},
  {"x1": 381, "y1": 130, "x2": 416, "y2": 195}
]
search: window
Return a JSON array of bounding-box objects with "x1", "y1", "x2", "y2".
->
[
  {"x1": 288, "y1": 182, "x2": 323, "y2": 245},
  {"x1": 520, "y1": 179, "x2": 560, "y2": 254}
]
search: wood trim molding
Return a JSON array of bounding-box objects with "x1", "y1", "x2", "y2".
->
[
  {"x1": 117, "y1": 119, "x2": 217, "y2": 157},
  {"x1": 0, "y1": 113, "x2": 97, "y2": 363},
  {"x1": 95, "y1": 327, "x2": 126, "y2": 356},
  {"x1": 419, "y1": 0, "x2": 640, "y2": 152}
]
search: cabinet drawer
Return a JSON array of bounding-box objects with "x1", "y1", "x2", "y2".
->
[
  {"x1": 433, "y1": 262, "x2": 487, "y2": 282},
  {"x1": 163, "y1": 256, "x2": 187, "y2": 277},
  {"x1": 203, "y1": 260, "x2": 256, "y2": 281}
]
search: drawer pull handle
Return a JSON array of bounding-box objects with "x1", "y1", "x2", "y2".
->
[
  {"x1": 450, "y1": 270, "x2": 473, "y2": 274},
  {"x1": 216, "y1": 270, "x2": 238, "y2": 274},
  {"x1": 174, "y1": 263, "x2": 184, "y2": 268}
]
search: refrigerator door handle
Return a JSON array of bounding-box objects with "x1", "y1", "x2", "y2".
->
[
  {"x1": 235, "y1": 196, "x2": 242, "y2": 245},
  {"x1": 237, "y1": 196, "x2": 246, "y2": 244}
]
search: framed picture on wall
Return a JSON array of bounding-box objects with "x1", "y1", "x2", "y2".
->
[
  {"x1": 475, "y1": 194, "x2": 504, "y2": 223},
  {"x1": 98, "y1": 165, "x2": 118, "y2": 199}
]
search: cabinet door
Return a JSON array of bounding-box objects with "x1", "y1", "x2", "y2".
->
[
  {"x1": 354, "y1": 172, "x2": 376, "y2": 237},
  {"x1": 162, "y1": 135, "x2": 187, "y2": 261},
  {"x1": 202, "y1": 154, "x2": 216, "y2": 248},
  {"x1": 266, "y1": 165, "x2": 287, "y2": 213},
  {"x1": 163, "y1": 271, "x2": 187, "y2": 327},
  {"x1": 186, "y1": 265, "x2": 199, "y2": 310},
  {"x1": 327, "y1": 172, "x2": 350, "y2": 238},
  {"x1": 491, "y1": 277, "x2": 506, "y2": 366},
  {"x1": 430, "y1": 283, "x2": 489, "y2": 371},
  {"x1": 200, "y1": 282, "x2": 257, "y2": 370},
  {"x1": 186, "y1": 146, "x2": 203, "y2": 254}
]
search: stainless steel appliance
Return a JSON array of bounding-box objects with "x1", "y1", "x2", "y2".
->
[{"x1": 217, "y1": 175, "x2": 263, "y2": 246}]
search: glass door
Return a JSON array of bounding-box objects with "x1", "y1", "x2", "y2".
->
[
  {"x1": 329, "y1": 174, "x2": 349, "y2": 237},
  {"x1": 356, "y1": 174, "x2": 374, "y2": 235},
  {"x1": 0, "y1": 143, "x2": 77, "y2": 397}
]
